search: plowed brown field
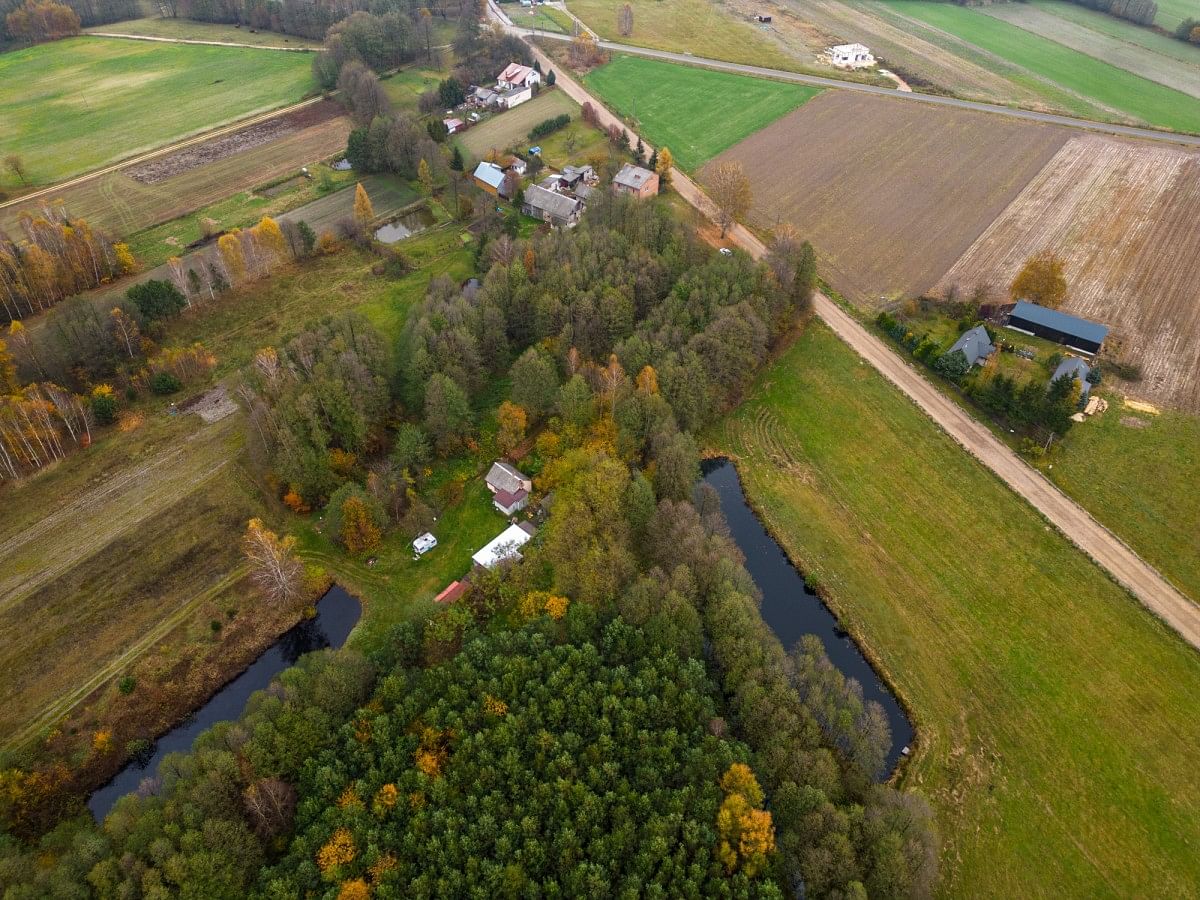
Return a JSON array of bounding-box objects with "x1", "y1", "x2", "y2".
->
[
  {"x1": 937, "y1": 135, "x2": 1200, "y2": 411},
  {"x1": 705, "y1": 91, "x2": 1068, "y2": 305}
]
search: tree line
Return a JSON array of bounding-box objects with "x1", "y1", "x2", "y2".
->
[{"x1": 0, "y1": 0, "x2": 133, "y2": 41}]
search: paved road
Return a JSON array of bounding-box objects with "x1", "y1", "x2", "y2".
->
[
  {"x1": 85, "y1": 31, "x2": 316, "y2": 51},
  {"x1": 518, "y1": 33, "x2": 1200, "y2": 652},
  {"x1": 0, "y1": 96, "x2": 326, "y2": 213},
  {"x1": 519, "y1": 28, "x2": 1200, "y2": 148}
]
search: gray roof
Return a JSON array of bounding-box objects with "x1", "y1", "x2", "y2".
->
[
  {"x1": 575, "y1": 183, "x2": 596, "y2": 201},
  {"x1": 613, "y1": 163, "x2": 655, "y2": 190},
  {"x1": 1011, "y1": 300, "x2": 1109, "y2": 347},
  {"x1": 473, "y1": 161, "x2": 506, "y2": 190},
  {"x1": 947, "y1": 325, "x2": 995, "y2": 366},
  {"x1": 486, "y1": 461, "x2": 528, "y2": 494},
  {"x1": 524, "y1": 184, "x2": 581, "y2": 221},
  {"x1": 1052, "y1": 356, "x2": 1091, "y2": 397}
]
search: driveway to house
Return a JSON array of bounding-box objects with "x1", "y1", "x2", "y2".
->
[
  {"x1": 512, "y1": 25, "x2": 1200, "y2": 652},
  {"x1": 511, "y1": 22, "x2": 1200, "y2": 147}
]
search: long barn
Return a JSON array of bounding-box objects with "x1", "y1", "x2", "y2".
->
[{"x1": 1006, "y1": 300, "x2": 1109, "y2": 355}]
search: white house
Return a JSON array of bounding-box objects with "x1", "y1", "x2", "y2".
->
[
  {"x1": 497, "y1": 85, "x2": 532, "y2": 109},
  {"x1": 472, "y1": 523, "x2": 534, "y2": 569},
  {"x1": 829, "y1": 43, "x2": 875, "y2": 69},
  {"x1": 498, "y1": 62, "x2": 541, "y2": 90}
]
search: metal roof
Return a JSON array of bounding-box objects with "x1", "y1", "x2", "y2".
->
[
  {"x1": 947, "y1": 325, "x2": 994, "y2": 366},
  {"x1": 473, "y1": 161, "x2": 506, "y2": 190},
  {"x1": 524, "y1": 184, "x2": 581, "y2": 220},
  {"x1": 614, "y1": 163, "x2": 655, "y2": 190},
  {"x1": 1011, "y1": 301, "x2": 1109, "y2": 345},
  {"x1": 472, "y1": 523, "x2": 532, "y2": 569},
  {"x1": 486, "y1": 460, "x2": 528, "y2": 494}
]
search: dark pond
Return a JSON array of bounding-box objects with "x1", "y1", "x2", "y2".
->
[
  {"x1": 702, "y1": 458, "x2": 913, "y2": 775},
  {"x1": 88, "y1": 586, "x2": 362, "y2": 821},
  {"x1": 374, "y1": 206, "x2": 436, "y2": 243}
]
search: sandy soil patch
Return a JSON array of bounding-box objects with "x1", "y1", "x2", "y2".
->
[{"x1": 936, "y1": 135, "x2": 1200, "y2": 412}]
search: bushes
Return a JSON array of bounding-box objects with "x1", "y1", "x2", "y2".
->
[
  {"x1": 527, "y1": 112, "x2": 571, "y2": 141},
  {"x1": 126, "y1": 279, "x2": 187, "y2": 324},
  {"x1": 149, "y1": 372, "x2": 181, "y2": 396}
]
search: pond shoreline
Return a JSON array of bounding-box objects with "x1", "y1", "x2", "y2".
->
[{"x1": 701, "y1": 453, "x2": 920, "y2": 782}]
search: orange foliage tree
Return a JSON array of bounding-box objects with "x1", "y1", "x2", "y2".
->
[
  {"x1": 496, "y1": 400, "x2": 527, "y2": 456},
  {"x1": 716, "y1": 763, "x2": 775, "y2": 877},
  {"x1": 340, "y1": 496, "x2": 381, "y2": 556}
]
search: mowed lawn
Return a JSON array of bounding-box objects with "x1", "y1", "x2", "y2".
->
[
  {"x1": 885, "y1": 1, "x2": 1200, "y2": 132},
  {"x1": 584, "y1": 56, "x2": 819, "y2": 170},
  {"x1": 456, "y1": 90, "x2": 578, "y2": 161},
  {"x1": 711, "y1": 322, "x2": 1200, "y2": 896},
  {"x1": 0, "y1": 37, "x2": 315, "y2": 184}
]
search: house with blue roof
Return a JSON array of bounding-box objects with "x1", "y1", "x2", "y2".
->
[
  {"x1": 1006, "y1": 301, "x2": 1109, "y2": 355},
  {"x1": 1051, "y1": 356, "x2": 1092, "y2": 399}
]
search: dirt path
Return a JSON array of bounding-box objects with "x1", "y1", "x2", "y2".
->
[
  {"x1": 85, "y1": 31, "x2": 315, "y2": 51},
  {"x1": 0, "y1": 97, "x2": 326, "y2": 213},
  {"x1": 517, "y1": 32, "x2": 1200, "y2": 651}
]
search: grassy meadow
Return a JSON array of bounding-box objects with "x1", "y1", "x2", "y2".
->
[
  {"x1": 0, "y1": 37, "x2": 315, "y2": 184},
  {"x1": 711, "y1": 322, "x2": 1200, "y2": 896},
  {"x1": 569, "y1": 0, "x2": 804, "y2": 71},
  {"x1": 882, "y1": 1, "x2": 1200, "y2": 132},
  {"x1": 584, "y1": 56, "x2": 819, "y2": 169},
  {"x1": 456, "y1": 89, "x2": 578, "y2": 161},
  {"x1": 82, "y1": 16, "x2": 321, "y2": 47}
]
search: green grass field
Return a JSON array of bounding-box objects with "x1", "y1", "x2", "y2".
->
[
  {"x1": 584, "y1": 56, "x2": 819, "y2": 170},
  {"x1": 885, "y1": 1, "x2": 1200, "y2": 132},
  {"x1": 381, "y1": 64, "x2": 450, "y2": 112},
  {"x1": 82, "y1": 16, "x2": 321, "y2": 47},
  {"x1": 508, "y1": 4, "x2": 574, "y2": 33},
  {"x1": 1044, "y1": 405, "x2": 1200, "y2": 604},
  {"x1": 456, "y1": 90, "x2": 578, "y2": 161},
  {"x1": 0, "y1": 36, "x2": 315, "y2": 184},
  {"x1": 1153, "y1": 0, "x2": 1194, "y2": 30},
  {"x1": 711, "y1": 322, "x2": 1200, "y2": 896},
  {"x1": 1028, "y1": 0, "x2": 1200, "y2": 64}
]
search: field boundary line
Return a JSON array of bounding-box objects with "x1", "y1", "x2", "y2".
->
[
  {"x1": 2, "y1": 565, "x2": 249, "y2": 753},
  {"x1": 514, "y1": 26, "x2": 1200, "y2": 146},
  {"x1": 517, "y1": 32, "x2": 1200, "y2": 652},
  {"x1": 85, "y1": 32, "x2": 316, "y2": 51},
  {"x1": 0, "y1": 97, "x2": 328, "y2": 212}
]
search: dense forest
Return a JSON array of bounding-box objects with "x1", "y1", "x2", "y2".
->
[{"x1": 1, "y1": 194, "x2": 937, "y2": 895}]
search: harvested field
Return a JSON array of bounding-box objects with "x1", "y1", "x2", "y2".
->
[
  {"x1": 126, "y1": 102, "x2": 342, "y2": 183},
  {"x1": 936, "y1": 136, "x2": 1200, "y2": 412},
  {"x1": 277, "y1": 175, "x2": 420, "y2": 233},
  {"x1": 0, "y1": 100, "x2": 351, "y2": 237},
  {"x1": 706, "y1": 90, "x2": 1068, "y2": 304}
]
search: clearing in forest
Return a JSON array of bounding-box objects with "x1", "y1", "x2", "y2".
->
[
  {"x1": 705, "y1": 90, "x2": 1067, "y2": 304},
  {"x1": 936, "y1": 135, "x2": 1200, "y2": 412},
  {"x1": 584, "y1": 55, "x2": 819, "y2": 170},
  {"x1": 0, "y1": 36, "x2": 315, "y2": 185},
  {"x1": 712, "y1": 321, "x2": 1200, "y2": 897}
]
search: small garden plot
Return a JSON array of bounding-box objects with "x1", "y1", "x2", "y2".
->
[{"x1": 456, "y1": 90, "x2": 579, "y2": 160}]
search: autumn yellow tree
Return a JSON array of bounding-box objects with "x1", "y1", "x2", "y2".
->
[
  {"x1": 112, "y1": 242, "x2": 136, "y2": 275},
  {"x1": 654, "y1": 146, "x2": 674, "y2": 189},
  {"x1": 635, "y1": 364, "x2": 658, "y2": 395},
  {"x1": 243, "y1": 518, "x2": 304, "y2": 606},
  {"x1": 706, "y1": 162, "x2": 752, "y2": 237},
  {"x1": 317, "y1": 826, "x2": 356, "y2": 876},
  {"x1": 254, "y1": 215, "x2": 286, "y2": 264},
  {"x1": 0, "y1": 338, "x2": 16, "y2": 393},
  {"x1": 496, "y1": 400, "x2": 527, "y2": 456},
  {"x1": 354, "y1": 182, "x2": 375, "y2": 226},
  {"x1": 1010, "y1": 250, "x2": 1067, "y2": 309},
  {"x1": 418, "y1": 158, "x2": 434, "y2": 196},
  {"x1": 108, "y1": 307, "x2": 140, "y2": 358},
  {"x1": 217, "y1": 232, "x2": 246, "y2": 283},
  {"x1": 716, "y1": 763, "x2": 775, "y2": 877},
  {"x1": 340, "y1": 496, "x2": 381, "y2": 555}
]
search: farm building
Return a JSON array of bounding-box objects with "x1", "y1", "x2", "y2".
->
[
  {"x1": 522, "y1": 184, "x2": 583, "y2": 227},
  {"x1": 559, "y1": 164, "x2": 596, "y2": 189},
  {"x1": 472, "y1": 522, "x2": 537, "y2": 569},
  {"x1": 486, "y1": 460, "x2": 532, "y2": 495},
  {"x1": 473, "y1": 161, "x2": 513, "y2": 198},
  {"x1": 434, "y1": 580, "x2": 471, "y2": 604},
  {"x1": 1006, "y1": 300, "x2": 1109, "y2": 355},
  {"x1": 471, "y1": 85, "x2": 499, "y2": 106},
  {"x1": 496, "y1": 85, "x2": 533, "y2": 109},
  {"x1": 947, "y1": 325, "x2": 995, "y2": 367},
  {"x1": 498, "y1": 62, "x2": 541, "y2": 90},
  {"x1": 493, "y1": 487, "x2": 530, "y2": 516},
  {"x1": 1052, "y1": 356, "x2": 1092, "y2": 399},
  {"x1": 612, "y1": 163, "x2": 659, "y2": 198},
  {"x1": 443, "y1": 117, "x2": 465, "y2": 135},
  {"x1": 830, "y1": 43, "x2": 875, "y2": 68}
]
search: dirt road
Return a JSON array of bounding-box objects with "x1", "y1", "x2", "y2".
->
[
  {"x1": 518, "y1": 33, "x2": 1200, "y2": 651},
  {"x1": 85, "y1": 32, "x2": 315, "y2": 50}
]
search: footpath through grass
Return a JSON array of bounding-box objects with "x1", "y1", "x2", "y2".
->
[
  {"x1": 711, "y1": 322, "x2": 1200, "y2": 897},
  {"x1": 886, "y1": 1, "x2": 1200, "y2": 132},
  {"x1": 584, "y1": 55, "x2": 819, "y2": 170},
  {"x1": 0, "y1": 36, "x2": 315, "y2": 185},
  {"x1": 83, "y1": 16, "x2": 321, "y2": 47}
]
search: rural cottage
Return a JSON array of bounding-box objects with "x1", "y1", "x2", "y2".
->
[
  {"x1": 612, "y1": 163, "x2": 659, "y2": 199},
  {"x1": 947, "y1": 325, "x2": 995, "y2": 368},
  {"x1": 522, "y1": 184, "x2": 584, "y2": 228},
  {"x1": 473, "y1": 161, "x2": 513, "y2": 198}
]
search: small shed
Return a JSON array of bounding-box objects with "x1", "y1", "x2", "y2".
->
[
  {"x1": 1051, "y1": 356, "x2": 1092, "y2": 399},
  {"x1": 1006, "y1": 301, "x2": 1109, "y2": 355},
  {"x1": 946, "y1": 325, "x2": 995, "y2": 368},
  {"x1": 443, "y1": 117, "x2": 465, "y2": 134},
  {"x1": 472, "y1": 523, "x2": 534, "y2": 569},
  {"x1": 434, "y1": 580, "x2": 471, "y2": 604},
  {"x1": 413, "y1": 532, "x2": 438, "y2": 555}
]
